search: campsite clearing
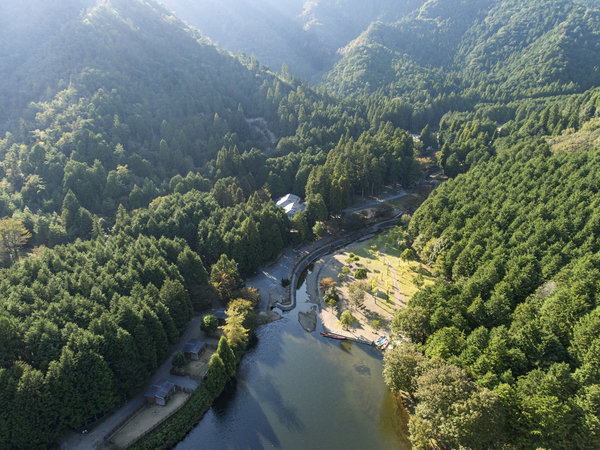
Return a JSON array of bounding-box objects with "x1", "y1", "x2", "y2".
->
[{"x1": 307, "y1": 229, "x2": 435, "y2": 343}]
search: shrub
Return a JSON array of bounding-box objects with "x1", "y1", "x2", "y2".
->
[
  {"x1": 401, "y1": 248, "x2": 417, "y2": 261},
  {"x1": 414, "y1": 273, "x2": 424, "y2": 287},
  {"x1": 201, "y1": 314, "x2": 218, "y2": 334},
  {"x1": 313, "y1": 221, "x2": 327, "y2": 238},
  {"x1": 339, "y1": 310, "x2": 355, "y2": 329},
  {"x1": 319, "y1": 277, "x2": 337, "y2": 291},
  {"x1": 324, "y1": 287, "x2": 339, "y2": 307},
  {"x1": 373, "y1": 319, "x2": 382, "y2": 329},
  {"x1": 400, "y1": 214, "x2": 412, "y2": 228},
  {"x1": 281, "y1": 278, "x2": 290, "y2": 287},
  {"x1": 354, "y1": 268, "x2": 368, "y2": 279},
  {"x1": 172, "y1": 351, "x2": 186, "y2": 369}
]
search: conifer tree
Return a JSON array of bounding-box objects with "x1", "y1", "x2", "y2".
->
[{"x1": 217, "y1": 336, "x2": 237, "y2": 377}]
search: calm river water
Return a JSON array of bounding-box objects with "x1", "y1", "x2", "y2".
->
[{"x1": 177, "y1": 270, "x2": 410, "y2": 450}]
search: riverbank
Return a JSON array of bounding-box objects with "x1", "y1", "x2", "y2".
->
[
  {"x1": 175, "y1": 294, "x2": 412, "y2": 449},
  {"x1": 71, "y1": 185, "x2": 432, "y2": 449},
  {"x1": 129, "y1": 306, "x2": 257, "y2": 450}
]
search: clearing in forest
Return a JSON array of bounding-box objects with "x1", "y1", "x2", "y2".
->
[
  {"x1": 311, "y1": 227, "x2": 435, "y2": 342},
  {"x1": 110, "y1": 391, "x2": 191, "y2": 449}
]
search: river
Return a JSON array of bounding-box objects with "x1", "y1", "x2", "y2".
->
[{"x1": 177, "y1": 268, "x2": 411, "y2": 450}]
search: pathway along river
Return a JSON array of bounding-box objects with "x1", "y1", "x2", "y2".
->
[{"x1": 177, "y1": 265, "x2": 411, "y2": 450}]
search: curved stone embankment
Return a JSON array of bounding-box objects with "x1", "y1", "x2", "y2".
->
[{"x1": 273, "y1": 212, "x2": 405, "y2": 312}]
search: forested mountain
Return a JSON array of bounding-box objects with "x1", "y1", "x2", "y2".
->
[
  {"x1": 159, "y1": 0, "x2": 600, "y2": 113},
  {"x1": 429, "y1": 85, "x2": 600, "y2": 177},
  {"x1": 380, "y1": 84, "x2": 600, "y2": 447},
  {"x1": 0, "y1": 1, "x2": 421, "y2": 446},
  {"x1": 2, "y1": 0, "x2": 600, "y2": 448},
  {"x1": 326, "y1": 0, "x2": 600, "y2": 120},
  {"x1": 0, "y1": 233, "x2": 200, "y2": 446},
  {"x1": 162, "y1": 0, "x2": 600, "y2": 132},
  {"x1": 158, "y1": 0, "x2": 322, "y2": 78},
  {"x1": 0, "y1": 0, "x2": 419, "y2": 249}
]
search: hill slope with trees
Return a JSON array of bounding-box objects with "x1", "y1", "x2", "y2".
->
[
  {"x1": 325, "y1": 0, "x2": 600, "y2": 128},
  {"x1": 385, "y1": 104, "x2": 600, "y2": 447},
  {"x1": 0, "y1": 0, "x2": 421, "y2": 254},
  {"x1": 0, "y1": 1, "x2": 422, "y2": 446},
  {"x1": 159, "y1": 0, "x2": 424, "y2": 80},
  {"x1": 2, "y1": 0, "x2": 600, "y2": 448}
]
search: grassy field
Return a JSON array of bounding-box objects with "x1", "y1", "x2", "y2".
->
[
  {"x1": 348, "y1": 232, "x2": 435, "y2": 306},
  {"x1": 548, "y1": 118, "x2": 600, "y2": 154},
  {"x1": 381, "y1": 193, "x2": 427, "y2": 212},
  {"x1": 317, "y1": 227, "x2": 435, "y2": 338}
]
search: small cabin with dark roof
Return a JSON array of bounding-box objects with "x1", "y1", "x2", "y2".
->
[
  {"x1": 145, "y1": 379, "x2": 175, "y2": 406},
  {"x1": 182, "y1": 338, "x2": 206, "y2": 360}
]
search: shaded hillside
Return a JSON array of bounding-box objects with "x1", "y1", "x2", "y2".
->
[
  {"x1": 158, "y1": 0, "x2": 325, "y2": 78},
  {"x1": 0, "y1": 1, "x2": 424, "y2": 447},
  {"x1": 326, "y1": 0, "x2": 600, "y2": 120},
  {"x1": 0, "y1": 0, "x2": 281, "y2": 239},
  {"x1": 159, "y1": 0, "x2": 424, "y2": 79}
]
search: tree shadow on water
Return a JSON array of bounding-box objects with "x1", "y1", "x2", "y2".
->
[
  {"x1": 201, "y1": 371, "x2": 304, "y2": 449},
  {"x1": 251, "y1": 372, "x2": 305, "y2": 434},
  {"x1": 354, "y1": 363, "x2": 371, "y2": 376},
  {"x1": 202, "y1": 378, "x2": 282, "y2": 450}
]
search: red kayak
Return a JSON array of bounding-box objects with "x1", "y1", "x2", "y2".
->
[{"x1": 320, "y1": 332, "x2": 348, "y2": 340}]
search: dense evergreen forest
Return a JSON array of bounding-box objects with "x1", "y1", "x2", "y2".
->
[
  {"x1": 1, "y1": 0, "x2": 600, "y2": 448},
  {"x1": 387, "y1": 116, "x2": 600, "y2": 447},
  {"x1": 326, "y1": 0, "x2": 600, "y2": 130},
  {"x1": 165, "y1": 0, "x2": 600, "y2": 132}
]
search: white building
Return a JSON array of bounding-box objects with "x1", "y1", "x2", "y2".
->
[{"x1": 276, "y1": 193, "x2": 306, "y2": 218}]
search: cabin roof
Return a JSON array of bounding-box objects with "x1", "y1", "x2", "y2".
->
[
  {"x1": 183, "y1": 339, "x2": 205, "y2": 354},
  {"x1": 145, "y1": 379, "x2": 174, "y2": 399}
]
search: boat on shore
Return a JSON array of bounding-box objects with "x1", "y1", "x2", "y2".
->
[
  {"x1": 320, "y1": 332, "x2": 349, "y2": 340},
  {"x1": 376, "y1": 336, "x2": 390, "y2": 350}
]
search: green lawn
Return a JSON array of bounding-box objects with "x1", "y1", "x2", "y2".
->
[{"x1": 342, "y1": 230, "x2": 435, "y2": 309}]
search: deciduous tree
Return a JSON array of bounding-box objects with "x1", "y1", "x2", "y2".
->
[
  {"x1": 339, "y1": 310, "x2": 355, "y2": 329},
  {"x1": 0, "y1": 217, "x2": 31, "y2": 263}
]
